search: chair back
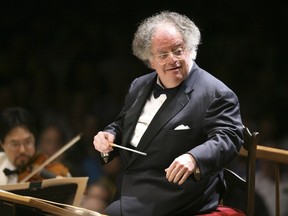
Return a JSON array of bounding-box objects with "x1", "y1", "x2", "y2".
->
[
  {"x1": 221, "y1": 126, "x2": 259, "y2": 216},
  {"x1": 198, "y1": 126, "x2": 259, "y2": 216},
  {"x1": 242, "y1": 126, "x2": 259, "y2": 216}
]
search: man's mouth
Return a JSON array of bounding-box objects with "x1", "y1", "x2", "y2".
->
[
  {"x1": 167, "y1": 66, "x2": 181, "y2": 71},
  {"x1": 15, "y1": 155, "x2": 30, "y2": 166}
]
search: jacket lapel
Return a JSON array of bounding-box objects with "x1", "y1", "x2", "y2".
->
[
  {"x1": 128, "y1": 85, "x2": 192, "y2": 165},
  {"x1": 121, "y1": 78, "x2": 156, "y2": 163},
  {"x1": 124, "y1": 62, "x2": 200, "y2": 166}
]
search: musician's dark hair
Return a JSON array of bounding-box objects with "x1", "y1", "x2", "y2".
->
[{"x1": 0, "y1": 107, "x2": 38, "y2": 145}]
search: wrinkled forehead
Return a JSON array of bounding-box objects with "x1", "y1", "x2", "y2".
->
[
  {"x1": 151, "y1": 23, "x2": 183, "y2": 52},
  {"x1": 152, "y1": 23, "x2": 182, "y2": 40}
]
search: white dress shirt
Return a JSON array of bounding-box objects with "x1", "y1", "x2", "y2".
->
[
  {"x1": 0, "y1": 152, "x2": 18, "y2": 185},
  {"x1": 130, "y1": 81, "x2": 167, "y2": 147}
]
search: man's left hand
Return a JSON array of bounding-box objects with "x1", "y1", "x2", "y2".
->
[{"x1": 165, "y1": 153, "x2": 197, "y2": 185}]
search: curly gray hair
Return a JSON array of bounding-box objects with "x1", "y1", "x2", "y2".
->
[{"x1": 132, "y1": 11, "x2": 201, "y2": 68}]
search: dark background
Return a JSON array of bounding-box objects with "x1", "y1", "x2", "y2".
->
[{"x1": 1, "y1": 0, "x2": 288, "y2": 168}]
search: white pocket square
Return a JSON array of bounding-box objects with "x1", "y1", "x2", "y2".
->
[{"x1": 174, "y1": 124, "x2": 190, "y2": 130}]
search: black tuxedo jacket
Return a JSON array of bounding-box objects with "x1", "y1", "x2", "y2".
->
[{"x1": 103, "y1": 62, "x2": 244, "y2": 216}]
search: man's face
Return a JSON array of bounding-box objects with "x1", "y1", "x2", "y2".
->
[
  {"x1": 1, "y1": 126, "x2": 36, "y2": 170},
  {"x1": 149, "y1": 23, "x2": 193, "y2": 88}
]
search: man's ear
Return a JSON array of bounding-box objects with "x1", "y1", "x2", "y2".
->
[
  {"x1": 149, "y1": 62, "x2": 155, "y2": 69},
  {"x1": 147, "y1": 58, "x2": 155, "y2": 70},
  {"x1": 0, "y1": 141, "x2": 4, "y2": 151}
]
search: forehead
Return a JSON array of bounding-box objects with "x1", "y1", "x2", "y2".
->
[
  {"x1": 151, "y1": 23, "x2": 183, "y2": 51},
  {"x1": 4, "y1": 126, "x2": 34, "y2": 142}
]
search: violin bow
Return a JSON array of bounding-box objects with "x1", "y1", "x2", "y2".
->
[{"x1": 19, "y1": 134, "x2": 82, "y2": 183}]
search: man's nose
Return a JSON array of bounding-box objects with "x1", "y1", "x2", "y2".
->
[
  {"x1": 19, "y1": 144, "x2": 26, "y2": 152},
  {"x1": 167, "y1": 52, "x2": 178, "y2": 62}
]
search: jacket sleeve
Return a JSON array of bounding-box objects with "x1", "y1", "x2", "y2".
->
[
  {"x1": 188, "y1": 89, "x2": 244, "y2": 178},
  {"x1": 99, "y1": 78, "x2": 140, "y2": 163}
]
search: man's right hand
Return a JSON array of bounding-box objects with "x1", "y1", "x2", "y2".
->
[{"x1": 93, "y1": 131, "x2": 115, "y2": 154}]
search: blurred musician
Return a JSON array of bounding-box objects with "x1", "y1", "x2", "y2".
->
[{"x1": 0, "y1": 107, "x2": 71, "y2": 185}]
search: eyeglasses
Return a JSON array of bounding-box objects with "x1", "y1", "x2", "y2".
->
[
  {"x1": 152, "y1": 47, "x2": 187, "y2": 64},
  {"x1": 6, "y1": 139, "x2": 35, "y2": 150}
]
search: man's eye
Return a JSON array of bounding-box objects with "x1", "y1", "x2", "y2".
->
[
  {"x1": 173, "y1": 49, "x2": 184, "y2": 56},
  {"x1": 158, "y1": 53, "x2": 168, "y2": 59},
  {"x1": 11, "y1": 143, "x2": 18, "y2": 147},
  {"x1": 10, "y1": 142, "x2": 20, "y2": 148}
]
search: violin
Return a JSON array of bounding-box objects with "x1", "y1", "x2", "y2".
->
[
  {"x1": 17, "y1": 152, "x2": 70, "y2": 183},
  {"x1": 17, "y1": 134, "x2": 81, "y2": 183}
]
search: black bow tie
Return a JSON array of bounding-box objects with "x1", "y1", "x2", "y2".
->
[
  {"x1": 153, "y1": 84, "x2": 179, "y2": 98},
  {"x1": 3, "y1": 168, "x2": 19, "y2": 176}
]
